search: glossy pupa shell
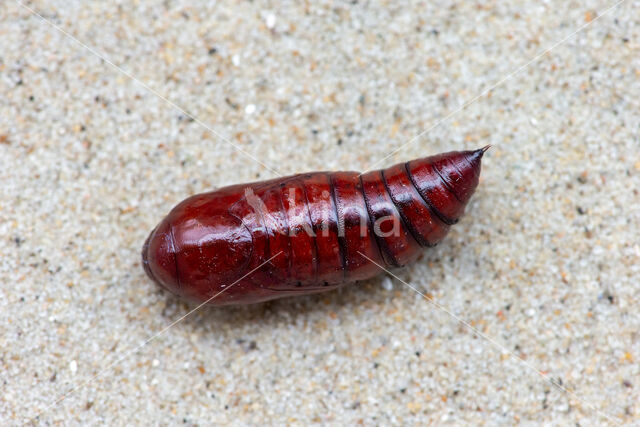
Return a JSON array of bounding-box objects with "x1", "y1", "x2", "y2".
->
[{"x1": 142, "y1": 148, "x2": 487, "y2": 306}]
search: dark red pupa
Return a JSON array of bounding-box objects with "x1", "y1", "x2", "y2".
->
[{"x1": 142, "y1": 147, "x2": 488, "y2": 305}]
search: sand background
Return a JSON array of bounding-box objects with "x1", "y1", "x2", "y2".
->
[{"x1": 1, "y1": 0, "x2": 639, "y2": 425}]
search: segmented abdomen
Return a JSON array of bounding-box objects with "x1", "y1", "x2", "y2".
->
[{"x1": 244, "y1": 152, "x2": 479, "y2": 290}]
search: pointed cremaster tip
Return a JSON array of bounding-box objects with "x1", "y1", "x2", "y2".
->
[{"x1": 467, "y1": 145, "x2": 490, "y2": 164}]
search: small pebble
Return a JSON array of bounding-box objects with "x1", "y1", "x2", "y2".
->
[
  {"x1": 381, "y1": 276, "x2": 393, "y2": 291},
  {"x1": 264, "y1": 13, "x2": 276, "y2": 30}
]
